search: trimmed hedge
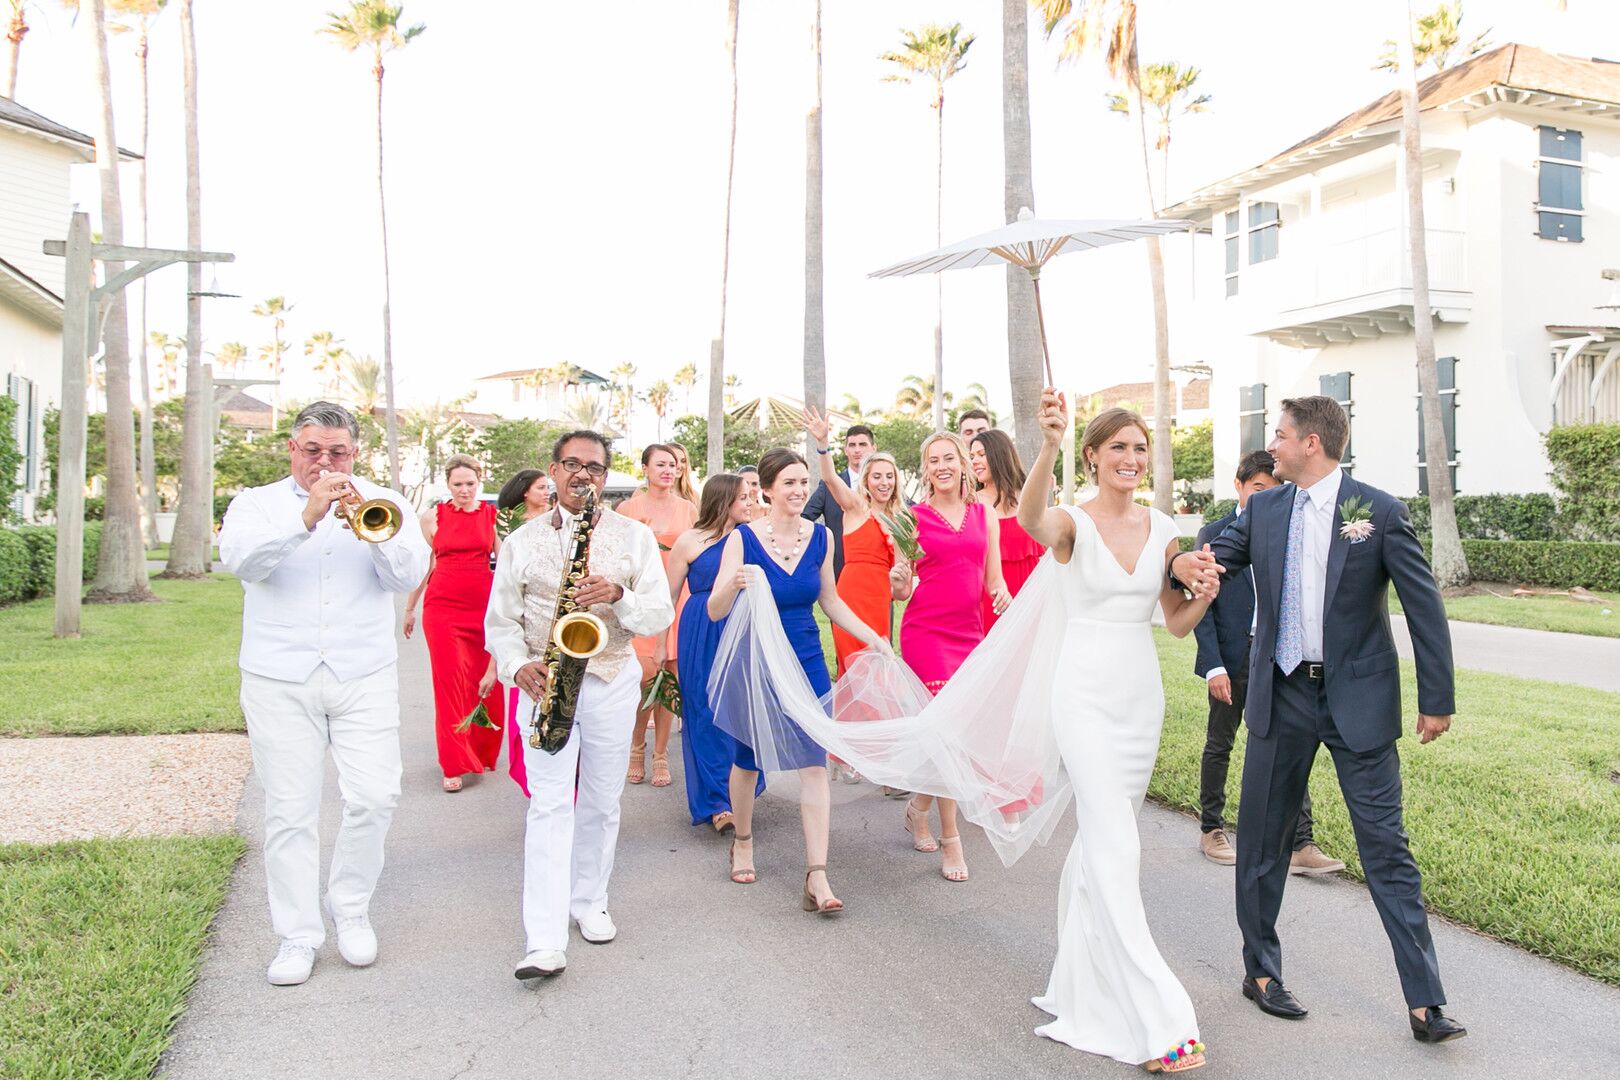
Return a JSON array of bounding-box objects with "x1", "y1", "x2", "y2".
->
[
  {"x1": 0, "y1": 523, "x2": 102, "y2": 605},
  {"x1": 1406, "y1": 493, "x2": 1561, "y2": 541},
  {"x1": 1204, "y1": 498, "x2": 1237, "y2": 524},
  {"x1": 1423, "y1": 538, "x2": 1620, "y2": 592},
  {"x1": 1545, "y1": 423, "x2": 1620, "y2": 541}
]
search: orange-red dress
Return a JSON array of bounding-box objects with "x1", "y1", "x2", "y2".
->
[
  {"x1": 617, "y1": 493, "x2": 697, "y2": 665},
  {"x1": 423, "y1": 501, "x2": 505, "y2": 777},
  {"x1": 982, "y1": 512, "x2": 1046, "y2": 631},
  {"x1": 832, "y1": 516, "x2": 895, "y2": 675}
]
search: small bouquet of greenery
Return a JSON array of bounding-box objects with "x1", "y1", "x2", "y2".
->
[
  {"x1": 641, "y1": 669, "x2": 683, "y2": 716},
  {"x1": 496, "y1": 504, "x2": 527, "y2": 540},
  {"x1": 453, "y1": 702, "x2": 500, "y2": 734},
  {"x1": 876, "y1": 507, "x2": 924, "y2": 564}
]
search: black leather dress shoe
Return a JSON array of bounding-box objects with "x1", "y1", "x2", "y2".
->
[
  {"x1": 1242, "y1": 977, "x2": 1309, "y2": 1019},
  {"x1": 1410, "y1": 1006, "x2": 1468, "y2": 1043}
]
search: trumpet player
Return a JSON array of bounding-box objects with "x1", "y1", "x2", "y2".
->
[
  {"x1": 218, "y1": 401, "x2": 429, "y2": 987},
  {"x1": 485, "y1": 430, "x2": 674, "y2": 981}
]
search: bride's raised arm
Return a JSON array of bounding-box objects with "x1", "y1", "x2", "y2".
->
[
  {"x1": 1018, "y1": 388, "x2": 1079, "y2": 561},
  {"x1": 802, "y1": 407, "x2": 864, "y2": 514}
]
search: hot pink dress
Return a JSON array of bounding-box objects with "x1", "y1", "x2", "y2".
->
[{"x1": 899, "y1": 501, "x2": 988, "y2": 693}]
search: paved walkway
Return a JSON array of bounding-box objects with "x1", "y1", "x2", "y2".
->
[
  {"x1": 1392, "y1": 617, "x2": 1620, "y2": 692},
  {"x1": 162, "y1": 624, "x2": 1615, "y2": 1080}
]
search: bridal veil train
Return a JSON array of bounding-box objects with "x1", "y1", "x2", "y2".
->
[{"x1": 709, "y1": 504, "x2": 1202, "y2": 1068}]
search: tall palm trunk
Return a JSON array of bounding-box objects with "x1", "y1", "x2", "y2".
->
[
  {"x1": 1002, "y1": 0, "x2": 1042, "y2": 465},
  {"x1": 3, "y1": 4, "x2": 25, "y2": 99},
  {"x1": 707, "y1": 0, "x2": 739, "y2": 477},
  {"x1": 85, "y1": 0, "x2": 152, "y2": 603},
  {"x1": 135, "y1": 23, "x2": 157, "y2": 548},
  {"x1": 1129, "y1": 78, "x2": 1175, "y2": 514},
  {"x1": 166, "y1": 0, "x2": 211, "y2": 577},
  {"x1": 932, "y1": 88, "x2": 945, "y2": 433},
  {"x1": 375, "y1": 52, "x2": 401, "y2": 489},
  {"x1": 1399, "y1": 3, "x2": 1468, "y2": 586},
  {"x1": 802, "y1": 0, "x2": 824, "y2": 436}
]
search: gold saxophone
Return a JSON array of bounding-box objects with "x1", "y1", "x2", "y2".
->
[{"x1": 530, "y1": 487, "x2": 609, "y2": 753}]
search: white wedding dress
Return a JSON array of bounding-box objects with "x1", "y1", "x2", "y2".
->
[{"x1": 708, "y1": 504, "x2": 1200, "y2": 1066}]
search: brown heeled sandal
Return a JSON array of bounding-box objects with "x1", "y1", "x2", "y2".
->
[
  {"x1": 650, "y1": 751, "x2": 672, "y2": 787},
  {"x1": 712, "y1": 811, "x2": 736, "y2": 835},
  {"x1": 728, "y1": 833, "x2": 755, "y2": 884},
  {"x1": 904, "y1": 797, "x2": 939, "y2": 853},
  {"x1": 939, "y1": 835, "x2": 969, "y2": 882},
  {"x1": 801, "y1": 865, "x2": 843, "y2": 915},
  {"x1": 626, "y1": 744, "x2": 646, "y2": 784}
]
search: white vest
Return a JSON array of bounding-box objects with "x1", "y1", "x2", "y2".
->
[{"x1": 520, "y1": 508, "x2": 641, "y2": 682}]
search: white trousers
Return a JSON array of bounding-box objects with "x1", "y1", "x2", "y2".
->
[
  {"x1": 240, "y1": 663, "x2": 403, "y2": 947},
  {"x1": 520, "y1": 660, "x2": 640, "y2": 953}
]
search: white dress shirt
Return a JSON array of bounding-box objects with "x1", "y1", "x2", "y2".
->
[
  {"x1": 219, "y1": 475, "x2": 430, "y2": 682},
  {"x1": 1294, "y1": 465, "x2": 1342, "y2": 663},
  {"x1": 1204, "y1": 502, "x2": 1258, "y2": 684},
  {"x1": 484, "y1": 504, "x2": 675, "y2": 685}
]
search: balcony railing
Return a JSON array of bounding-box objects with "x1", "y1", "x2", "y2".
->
[{"x1": 1245, "y1": 227, "x2": 1468, "y2": 314}]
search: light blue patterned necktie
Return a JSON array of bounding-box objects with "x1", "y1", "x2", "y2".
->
[{"x1": 1276, "y1": 485, "x2": 1311, "y2": 675}]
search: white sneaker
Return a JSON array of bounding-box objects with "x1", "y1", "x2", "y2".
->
[
  {"x1": 576, "y1": 910, "x2": 617, "y2": 944},
  {"x1": 267, "y1": 941, "x2": 315, "y2": 986},
  {"x1": 324, "y1": 895, "x2": 378, "y2": 967},
  {"x1": 514, "y1": 950, "x2": 567, "y2": 979}
]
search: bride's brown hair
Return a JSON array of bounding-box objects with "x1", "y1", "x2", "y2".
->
[{"x1": 1079, "y1": 408, "x2": 1151, "y2": 483}]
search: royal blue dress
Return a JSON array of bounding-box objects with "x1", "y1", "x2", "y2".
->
[
  {"x1": 677, "y1": 539, "x2": 762, "y2": 826},
  {"x1": 732, "y1": 524, "x2": 832, "y2": 772}
]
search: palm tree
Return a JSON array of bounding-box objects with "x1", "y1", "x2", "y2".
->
[
  {"x1": 304, "y1": 329, "x2": 345, "y2": 394},
  {"x1": 838, "y1": 393, "x2": 864, "y2": 421},
  {"x1": 215, "y1": 340, "x2": 247, "y2": 373},
  {"x1": 252, "y1": 295, "x2": 292, "y2": 426},
  {"x1": 956, "y1": 381, "x2": 993, "y2": 417},
  {"x1": 341, "y1": 353, "x2": 384, "y2": 415},
  {"x1": 1106, "y1": 61, "x2": 1208, "y2": 208},
  {"x1": 561, "y1": 393, "x2": 609, "y2": 433},
  {"x1": 673, "y1": 361, "x2": 699, "y2": 414},
  {"x1": 881, "y1": 22, "x2": 974, "y2": 433},
  {"x1": 84, "y1": 0, "x2": 152, "y2": 602},
  {"x1": 1376, "y1": 1, "x2": 1489, "y2": 73},
  {"x1": 894, "y1": 373, "x2": 951, "y2": 420},
  {"x1": 3, "y1": 0, "x2": 28, "y2": 98},
  {"x1": 1036, "y1": 0, "x2": 1175, "y2": 514},
  {"x1": 610, "y1": 361, "x2": 636, "y2": 431},
  {"x1": 148, "y1": 331, "x2": 180, "y2": 396},
  {"x1": 1003, "y1": 0, "x2": 1042, "y2": 465},
  {"x1": 803, "y1": 0, "x2": 825, "y2": 442},
  {"x1": 645, "y1": 379, "x2": 672, "y2": 440},
  {"x1": 322, "y1": 0, "x2": 424, "y2": 491},
  {"x1": 723, "y1": 373, "x2": 740, "y2": 408},
  {"x1": 1394, "y1": 2, "x2": 1469, "y2": 586},
  {"x1": 165, "y1": 0, "x2": 211, "y2": 577},
  {"x1": 708, "y1": 0, "x2": 739, "y2": 477}
]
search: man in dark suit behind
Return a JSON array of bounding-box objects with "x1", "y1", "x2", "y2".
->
[
  {"x1": 1193, "y1": 450, "x2": 1344, "y2": 876},
  {"x1": 1170, "y1": 395, "x2": 1466, "y2": 1045},
  {"x1": 803, "y1": 422, "x2": 875, "y2": 579}
]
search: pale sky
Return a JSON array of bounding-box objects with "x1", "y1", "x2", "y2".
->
[{"x1": 11, "y1": 0, "x2": 1618, "y2": 444}]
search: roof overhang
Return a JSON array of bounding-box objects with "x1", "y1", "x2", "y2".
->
[
  {"x1": 0, "y1": 115, "x2": 140, "y2": 161},
  {"x1": 0, "y1": 257, "x2": 64, "y2": 328}
]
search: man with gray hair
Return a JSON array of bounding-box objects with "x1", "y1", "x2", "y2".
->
[{"x1": 219, "y1": 401, "x2": 430, "y2": 986}]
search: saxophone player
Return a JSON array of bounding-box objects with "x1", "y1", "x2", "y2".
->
[{"x1": 485, "y1": 430, "x2": 675, "y2": 980}]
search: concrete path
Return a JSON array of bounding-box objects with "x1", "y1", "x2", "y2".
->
[
  {"x1": 1392, "y1": 617, "x2": 1620, "y2": 692},
  {"x1": 162, "y1": 631, "x2": 1613, "y2": 1080}
]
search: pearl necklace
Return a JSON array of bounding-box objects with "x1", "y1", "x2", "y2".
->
[{"x1": 763, "y1": 518, "x2": 808, "y2": 563}]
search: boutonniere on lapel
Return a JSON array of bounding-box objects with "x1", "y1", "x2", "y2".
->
[{"x1": 1338, "y1": 496, "x2": 1375, "y2": 543}]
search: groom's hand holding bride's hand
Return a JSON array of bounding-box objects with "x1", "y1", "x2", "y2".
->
[
  {"x1": 1416, "y1": 713, "x2": 1452, "y2": 744},
  {"x1": 1174, "y1": 544, "x2": 1225, "y2": 600}
]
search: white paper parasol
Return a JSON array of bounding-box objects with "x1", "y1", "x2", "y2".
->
[{"x1": 869, "y1": 207, "x2": 1194, "y2": 386}]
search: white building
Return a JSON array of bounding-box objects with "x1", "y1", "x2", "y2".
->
[
  {"x1": 464, "y1": 365, "x2": 617, "y2": 431},
  {"x1": 1166, "y1": 45, "x2": 1620, "y2": 497}
]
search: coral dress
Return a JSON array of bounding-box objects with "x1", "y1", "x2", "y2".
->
[
  {"x1": 423, "y1": 501, "x2": 505, "y2": 777},
  {"x1": 832, "y1": 516, "x2": 895, "y2": 675},
  {"x1": 983, "y1": 513, "x2": 1046, "y2": 631},
  {"x1": 617, "y1": 493, "x2": 697, "y2": 667},
  {"x1": 899, "y1": 501, "x2": 988, "y2": 693}
]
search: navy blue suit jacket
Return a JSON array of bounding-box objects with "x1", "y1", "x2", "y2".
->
[
  {"x1": 1193, "y1": 511, "x2": 1255, "y2": 679},
  {"x1": 1199, "y1": 473, "x2": 1455, "y2": 753},
  {"x1": 803, "y1": 468, "x2": 851, "y2": 578}
]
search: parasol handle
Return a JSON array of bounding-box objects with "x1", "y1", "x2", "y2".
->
[{"x1": 1030, "y1": 271, "x2": 1055, "y2": 388}]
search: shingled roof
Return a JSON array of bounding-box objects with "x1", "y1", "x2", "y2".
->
[
  {"x1": 1165, "y1": 45, "x2": 1620, "y2": 221},
  {"x1": 0, "y1": 97, "x2": 140, "y2": 159}
]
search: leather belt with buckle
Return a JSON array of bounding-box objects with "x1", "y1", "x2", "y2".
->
[{"x1": 1302, "y1": 662, "x2": 1324, "y2": 680}]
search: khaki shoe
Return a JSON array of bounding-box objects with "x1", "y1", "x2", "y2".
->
[
  {"x1": 1200, "y1": 829, "x2": 1236, "y2": 865},
  {"x1": 1290, "y1": 843, "x2": 1347, "y2": 877}
]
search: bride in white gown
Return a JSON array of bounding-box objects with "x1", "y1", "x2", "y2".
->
[{"x1": 707, "y1": 390, "x2": 1219, "y2": 1073}]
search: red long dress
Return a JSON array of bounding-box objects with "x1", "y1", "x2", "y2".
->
[
  {"x1": 423, "y1": 501, "x2": 505, "y2": 777},
  {"x1": 982, "y1": 513, "x2": 1046, "y2": 631},
  {"x1": 832, "y1": 516, "x2": 895, "y2": 675}
]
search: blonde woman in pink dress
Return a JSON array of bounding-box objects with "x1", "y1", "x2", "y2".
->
[{"x1": 898, "y1": 432, "x2": 1011, "y2": 882}]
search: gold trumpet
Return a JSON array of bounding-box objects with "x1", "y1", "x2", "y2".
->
[{"x1": 324, "y1": 470, "x2": 403, "y2": 543}]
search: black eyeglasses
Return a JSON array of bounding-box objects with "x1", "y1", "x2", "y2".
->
[{"x1": 557, "y1": 459, "x2": 608, "y2": 478}]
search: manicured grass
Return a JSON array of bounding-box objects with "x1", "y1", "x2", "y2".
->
[
  {"x1": 1392, "y1": 587, "x2": 1620, "y2": 638},
  {"x1": 0, "y1": 575, "x2": 244, "y2": 736},
  {"x1": 1150, "y1": 629, "x2": 1620, "y2": 985},
  {"x1": 145, "y1": 545, "x2": 220, "y2": 562},
  {"x1": 0, "y1": 835, "x2": 245, "y2": 1080}
]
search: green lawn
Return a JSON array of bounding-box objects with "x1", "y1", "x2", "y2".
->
[
  {"x1": 145, "y1": 545, "x2": 220, "y2": 562},
  {"x1": 0, "y1": 575, "x2": 244, "y2": 736},
  {"x1": 1150, "y1": 629, "x2": 1620, "y2": 985},
  {"x1": 0, "y1": 835, "x2": 244, "y2": 1080},
  {"x1": 1392, "y1": 587, "x2": 1620, "y2": 638}
]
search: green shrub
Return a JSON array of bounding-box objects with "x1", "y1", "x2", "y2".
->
[
  {"x1": 0, "y1": 523, "x2": 103, "y2": 605},
  {"x1": 1406, "y1": 493, "x2": 1560, "y2": 541},
  {"x1": 1545, "y1": 423, "x2": 1620, "y2": 541},
  {"x1": 0, "y1": 529, "x2": 28, "y2": 603},
  {"x1": 14, "y1": 526, "x2": 54, "y2": 597},
  {"x1": 0, "y1": 395, "x2": 20, "y2": 525},
  {"x1": 82, "y1": 522, "x2": 101, "y2": 584},
  {"x1": 1421, "y1": 538, "x2": 1620, "y2": 591},
  {"x1": 1204, "y1": 498, "x2": 1237, "y2": 524}
]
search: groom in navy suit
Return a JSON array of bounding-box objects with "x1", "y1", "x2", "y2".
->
[{"x1": 1170, "y1": 395, "x2": 1466, "y2": 1045}]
